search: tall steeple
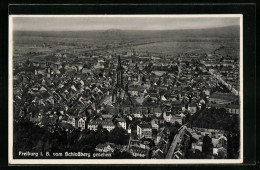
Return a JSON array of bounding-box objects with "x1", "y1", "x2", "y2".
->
[
  {"x1": 112, "y1": 56, "x2": 132, "y2": 106},
  {"x1": 116, "y1": 56, "x2": 124, "y2": 88},
  {"x1": 118, "y1": 55, "x2": 121, "y2": 66}
]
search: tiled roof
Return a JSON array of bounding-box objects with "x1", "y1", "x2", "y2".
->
[
  {"x1": 88, "y1": 119, "x2": 114, "y2": 126},
  {"x1": 129, "y1": 146, "x2": 147, "y2": 154},
  {"x1": 102, "y1": 114, "x2": 113, "y2": 119},
  {"x1": 96, "y1": 143, "x2": 115, "y2": 149},
  {"x1": 115, "y1": 118, "x2": 126, "y2": 122},
  {"x1": 225, "y1": 104, "x2": 239, "y2": 109},
  {"x1": 137, "y1": 123, "x2": 151, "y2": 129},
  {"x1": 188, "y1": 103, "x2": 197, "y2": 107},
  {"x1": 60, "y1": 122, "x2": 74, "y2": 130},
  {"x1": 152, "y1": 107, "x2": 162, "y2": 112}
]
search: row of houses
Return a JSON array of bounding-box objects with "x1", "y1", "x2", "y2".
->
[{"x1": 94, "y1": 142, "x2": 149, "y2": 158}]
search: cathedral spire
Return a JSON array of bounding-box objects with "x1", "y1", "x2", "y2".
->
[
  {"x1": 116, "y1": 55, "x2": 123, "y2": 71},
  {"x1": 116, "y1": 55, "x2": 124, "y2": 88}
]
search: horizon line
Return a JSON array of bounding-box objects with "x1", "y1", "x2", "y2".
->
[{"x1": 13, "y1": 25, "x2": 239, "y2": 32}]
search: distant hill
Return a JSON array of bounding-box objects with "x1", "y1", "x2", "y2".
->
[
  {"x1": 159, "y1": 25, "x2": 239, "y2": 38},
  {"x1": 14, "y1": 25, "x2": 239, "y2": 40}
]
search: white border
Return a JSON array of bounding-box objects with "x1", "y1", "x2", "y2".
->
[
  {"x1": 10, "y1": 14, "x2": 242, "y2": 17},
  {"x1": 8, "y1": 14, "x2": 243, "y2": 165}
]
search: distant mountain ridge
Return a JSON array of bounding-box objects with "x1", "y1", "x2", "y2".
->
[{"x1": 14, "y1": 25, "x2": 240, "y2": 40}]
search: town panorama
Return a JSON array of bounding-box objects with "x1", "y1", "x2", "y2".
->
[{"x1": 12, "y1": 17, "x2": 241, "y2": 160}]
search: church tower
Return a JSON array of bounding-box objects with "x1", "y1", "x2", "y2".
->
[
  {"x1": 112, "y1": 56, "x2": 126, "y2": 105},
  {"x1": 116, "y1": 55, "x2": 124, "y2": 88}
]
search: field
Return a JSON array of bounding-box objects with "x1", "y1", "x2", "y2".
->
[
  {"x1": 12, "y1": 26, "x2": 240, "y2": 63},
  {"x1": 112, "y1": 39, "x2": 239, "y2": 56}
]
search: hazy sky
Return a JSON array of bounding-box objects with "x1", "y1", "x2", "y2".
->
[{"x1": 12, "y1": 16, "x2": 240, "y2": 31}]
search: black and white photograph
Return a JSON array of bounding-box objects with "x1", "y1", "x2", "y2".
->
[{"x1": 8, "y1": 15, "x2": 243, "y2": 164}]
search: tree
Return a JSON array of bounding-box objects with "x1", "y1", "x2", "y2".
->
[
  {"x1": 174, "y1": 121, "x2": 181, "y2": 130},
  {"x1": 192, "y1": 108, "x2": 239, "y2": 131},
  {"x1": 25, "y1": 59, "x2": 31, "y2": 66},
  {"x1": 76, "y1": 131, "x2": 97, "y2": 153},
  {"x1": 186, "y1": 149, "x2": 204, "y2": 159},
  {"x1": 112, "y1": 149, "x2": 133, "y2": 159},
  {"x1": 169, "y1": 126, "x2": 178, "y2": 142},
  {"x1": 232, "y1": 133, "x2": 240, "y2": 158},
  {"x1": 216, "y1": 149, "x2": 226, "y2": 159},
  {"x1": 227, "y1": 132, "x2": 240, "y2": 159},
  {"x1": 185, "y1": 86, "x2": 191, "y2": 91},
  {"x1": 13, "y1": 121, "x2": 59, "y2": 158},
  {"x1": 227, "y1": 133, "x2": 233, "y2": 158},
  {"x1": 142, "y1": 76, "x2": 146, "y2": 82},
  {"x1": 202, "y1": 134, "x2": 213, "y2": 157},
  {"x1": 108, "y1": 127, "x2": 129, "y2": 145},
  {"x1": 97, "y1": 124, "x2": 103, "y2": 132},
  {"x1": 67, "y1": 128, "x2": 81, "y2": 146}
]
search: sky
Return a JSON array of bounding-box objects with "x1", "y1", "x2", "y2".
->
[{"x1": 12, "y1": 15, "x2": 241, "y2": 31}]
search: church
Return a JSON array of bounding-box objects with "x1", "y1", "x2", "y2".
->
[{"x1": 112, "y1": 56, "x2": 131, "y2": 105}]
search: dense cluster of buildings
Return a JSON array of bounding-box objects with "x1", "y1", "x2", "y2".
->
[{"x1": 13, "y1": 48, "x2": 239, "y2": 159}]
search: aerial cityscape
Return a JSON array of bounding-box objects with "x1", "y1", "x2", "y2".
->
[{"x1": 11, "y1": 16, "x2": 241, "y2": 160}]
